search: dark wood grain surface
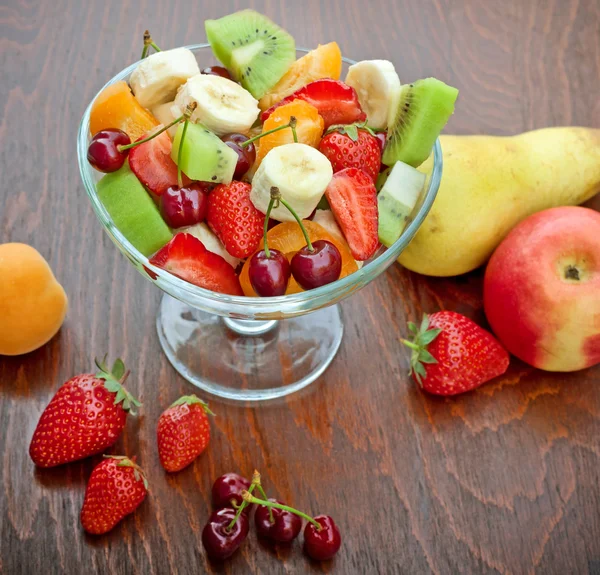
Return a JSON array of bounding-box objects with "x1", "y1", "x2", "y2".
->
[{"x1": 1, "y1": 1, "x2": 599, "y2": 573}]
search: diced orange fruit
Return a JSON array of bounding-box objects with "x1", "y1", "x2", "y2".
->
[
  {"x1": 255, "y1": 100, "x2": 324, "y2": 167},
  {"x1": 259, "y1": 42, "x2": 342, "y2": 110},
  {"x1": 90, "y1": 81, "x2": 159, "y2": 141},
  {"x1": 240, "y1": 221, "x2": 358, "y2": 297}
]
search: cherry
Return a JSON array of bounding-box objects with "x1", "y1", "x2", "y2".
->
[
  {"x1": 212, "y1": 473, "x2": 252, "y2": 511},
  {"x1": 255, "y1": 498, "x2": 302, "y2": 543},
  {"x1": 87, "y1": 129, "x2": 130, "y2": 173},
  {"x1": 291, "y1": 240, "x2": 342, "y2": 290},
  {"x1": 202, "y1": 66, "x2": 232, "y2": 80},
  {"x1": 303, "y1": 515, "x2": 341, "y2": 561},
  {"x1": 221, "y1": 133, "x2": 256, "y2": 180},
  {"x1": 248, "y1": 249, "x2": 291, "y2": 297},
  {"x1": 160, "y1": 183, "x2": 210, "y2": 228},
  {"x1": 202, "y1": 507, "x2": 249, "y2": 560}
]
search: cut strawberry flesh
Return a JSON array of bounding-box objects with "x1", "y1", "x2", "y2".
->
[
  {"x1": 325, "y1": 168, "x2": 379, "y2": 261},
  {"x1": 129, "y1": 130, "x2": 190, "y2": 196},
  {"x1": 149, "y1": 233, "x2": 243, "y2": 296},
  {"x1": 261, "y1": 79, "x2": 366, "y2": 128}
]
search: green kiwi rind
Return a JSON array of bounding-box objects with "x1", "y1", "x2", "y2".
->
[
  {"x1": 171, "y1": 123, "x2": 238, "y2": 184},
  {"x1": 97, "y1": 162, "x2": 173, "y2": 256},
  {"x1": 205, "y1": 9, "x2": 296, "y2": 99},
  {"x1": 382, "y1": 78, "x2": 458, "y2": 168}
]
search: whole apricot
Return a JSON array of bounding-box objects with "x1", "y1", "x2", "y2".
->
[{"x1": 0, "y1": 243, "x2": 68, "y2": 355}]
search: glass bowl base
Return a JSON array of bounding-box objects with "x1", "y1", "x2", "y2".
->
[{"x1": 156, "y1": 295, "x2": 344, "y2": 401}]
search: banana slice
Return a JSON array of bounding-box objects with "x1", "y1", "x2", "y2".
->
[
  {"x1": 250, "y1": 143, "x2": 333, "y2": 222},
  {"x1": 172, "y1": 74, "x2": 259, "y2": 136},
  {"x1": 345, "y1": 60, "x2": 401, "y2": 130},
  {"x1": 130, "y1": 48, "x2": 200, "y2": 109},
  {"x1": 151, "y1": 101, "x2": 179, "y2": 138}
]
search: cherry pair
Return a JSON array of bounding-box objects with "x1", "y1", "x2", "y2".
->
[
  {"x1": 203, "y1": 471, "x2": 341, "y2": 561},
  {"x1": 248, "y1": 188, "x2": 342, "y2": 296}
]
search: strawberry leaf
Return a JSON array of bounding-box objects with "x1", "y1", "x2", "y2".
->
[
  {"x1": 407, "y1": 322, "x2": 418, "y2": 334},
  {"x1": 419, "y1": 350, "x2": 438, "y2": 364},
  {"x1": 419, "y1": 328, "x2": 442, "y2": 345},
  {"x1": 111, "y1": 358, "x2": 126, "y2": 380},
  {"x1": 401, "y1": 314, "x2": 443, "y2": 387},
  {"x1": 170, "y1": 394, "x2": 215, "y2": 415}
]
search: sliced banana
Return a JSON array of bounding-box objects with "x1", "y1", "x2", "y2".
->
[
  {"x1": 184, "y1": 222, "x2": 241, "y2": 269},
  {"x1": 345, "y1": 60, "x2": 401, "y2": 130},
  {"x1": 250, "y1": 143, "x2": 333, "y2": 222},
  {"x1": 130, "y1": 48, "x2": 200, "y2": 109},
  {"x1": 172, "y1": 74, "x2": 259, "y2": 136},
  {"x1": 151, "y1": 101, "x2": 178, "y2": 138}
]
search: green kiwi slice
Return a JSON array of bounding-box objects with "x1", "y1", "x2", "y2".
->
[
  {"x1": 382, "y1": 78, "x2": 458, "y2": 168},
  {"x1": 205, "y1": 9, "x2": 296, "y2": 99},
  {"x1": 97, "y1": 162, "x2": 173, "y2": 256},
  {"x1": 171, "y1": 123, "x2": 238, "y2": 184}
]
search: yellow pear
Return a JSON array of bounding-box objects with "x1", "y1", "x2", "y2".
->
[{"x1": 399, "y1": 127, "x2": 600, "y2": 276}]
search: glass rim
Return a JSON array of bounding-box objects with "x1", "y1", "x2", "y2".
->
[{"x1": 77, "y1": 44, "x2": 442, "y2": 315}]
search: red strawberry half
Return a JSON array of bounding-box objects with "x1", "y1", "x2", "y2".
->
[
  {"x1": 129, "y1": 130, "x2": 190, "y2": 196},
  {"x1": 149, "y1": 233, "x2": 243, "y2": 296},
  {"x1": 207, "y1": 181, "x2": 264, "y2": 259},
  {"x1": 324, "y1": 167, "x2": 379, "y2": 261},
  {"x1": 29, "y1": 357, "x2": 140, "y2": 468},
  {"x1": 261, "y1": 79, "x2": 366, "y2": 128},
  {"x1": 80, "y1": 455, "x2": 148, "y2": 535},
  {"x1": 318, "y1": 123, "x2": 382, "y2": 183},
  {"x1": 402, "y1": 312, "x2": 510, "y2": 396},
  {"x1": 157, "y1": 395, "x2": 214, "y2": 473}
]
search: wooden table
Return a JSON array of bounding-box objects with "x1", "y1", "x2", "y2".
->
[{"x1": 1, "y1": 1, "x2": 599, "y2": 573}]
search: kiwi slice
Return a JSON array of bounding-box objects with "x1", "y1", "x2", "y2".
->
[
  {"x1": 97, "y1": 162, "x2": 173, "y2": 256},
  {"x1": 205, "y1": 9, "x2": 296, "y2": 99},
  {"x1": 171, "y1": 122, "x2": 238, "y2": 184},
  {"x1": 382, "y1": 78, "x2": 458, "y2": 168},
  {"x1": 377, "y1": 161, "x2": 426, "y2": 247}
]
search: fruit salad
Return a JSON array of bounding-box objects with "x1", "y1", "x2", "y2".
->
[{"x1": 86, "y1": 9, "x2": 458, "y2": 297}]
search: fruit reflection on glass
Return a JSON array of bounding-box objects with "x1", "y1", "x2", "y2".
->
[{"x1": 79, "y1": 8, "x2": 453, "y2": 400}]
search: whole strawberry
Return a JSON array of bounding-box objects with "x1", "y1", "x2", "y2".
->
[
  {"x1": 80, "y1": 455, "x2": 148, "y2": 534},
  {"x1": 402, "y1": 312, "x2": 510, "y2": 395},
  {"x1": 318, "y1": 122, "x2": 382, "y2": 183},
  {"x1": 207, "y1": 181, "x2": 265, "y2": 259},
  {"x1": 157, "y1": 395, "x2": 214, "y2": 472},
  {"x1": 29, "y1": 357, "x2": 140, "y2": 467}
]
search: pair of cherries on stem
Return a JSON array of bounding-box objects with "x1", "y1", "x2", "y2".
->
[
  {"x1": 249, "y1": 188, "x2": 342, "y2": 296},
  {"x1": 203, "y1": 471, "x2": 341, "y2": 561}
]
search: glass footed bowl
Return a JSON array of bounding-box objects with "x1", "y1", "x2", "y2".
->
[{"x1": 78, "y1": 44, "x2": 442, "y2": 402}]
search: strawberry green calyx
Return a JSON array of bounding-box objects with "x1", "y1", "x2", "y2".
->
[
  {"x1": 95, "y1": 356, "x2": 142, "y2": 415},
  {"x1": 169, "y1": 394, "x2": 215, "y2": 416},
  {"x1": 325, "y1": 120, "x2": 375, "y2": 141},
  {"x1": 104, "y1": 455, "x2": 149, "y2": 489},
  {"x1": 400, "y1": 314, "x2": 442, "y2": 386}
]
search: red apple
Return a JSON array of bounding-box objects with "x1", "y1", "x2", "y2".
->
[{"x1": 484, "y1": 206, "x2": 600, "y2": 372}]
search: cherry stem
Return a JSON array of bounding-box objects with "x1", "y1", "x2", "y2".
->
[
  {"x1": 262, "y1": 197, "x2": 276, "y2": 259},
  {"x1": 226, "y1": 483, "x2": 256, "y2": 532},
  {"x1": 240, "y1": 116, "x2": 298, "y2": 148},
  {"x1": 241, "y1": 491, "x2": 321, "y2": 530},
  {"x1": 142, "y1": 30, "x2": 161, "y2": 59},
  {"x1": 250, "y1": 470, "x2": 273, "y2": 523},
  {"x1": 271, "y1": 190, "x2": 313, "y2": 252}
]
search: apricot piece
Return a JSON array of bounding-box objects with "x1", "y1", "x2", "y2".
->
[{"x1": 0, "y1": 244, "x2": 68, "y2": 355}]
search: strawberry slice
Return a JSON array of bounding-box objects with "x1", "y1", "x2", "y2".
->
[
  {"x1": 207, "y1": 181, "x2": 265, "y2": 259},
  {"x1": 325, "y1": 168, "x2": 379, "y2": 261},
  {"x1": 260, "y1": 79, "x2": 366, "y2": 128},
  {"x1": 129, "y1": 130, "x2": 190, "y2": 196},
  {"x1": 149, "y1": 233, "x2": 243, "y2": 296}
]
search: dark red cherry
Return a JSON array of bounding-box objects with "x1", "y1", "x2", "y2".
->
[
  {"x1": 221, "y1": 133, "x2": 256, "y2": 180},
  {"x1": 159, "y1": 183, "x2": 210, "y2": 228},
  {"x1": 303, "y1": 515, "x2": 341, "y2": 561},
  {"x1": 87, "y1": 129, "x2": 130, "y2": 172},
  {"x1": 212, "y1": 473, "x2": 252, "y2": 511},
  {"x1": 255, "y1": 499, "x2": 302, "y2": 543},
  {"x1": 202, "y1": 507, "x2": 249, "y2": 560},
  {"x1": 248, "y1": 249, "x2": 291, "y2": 297},
  {"x1": 291, "y1": 240, "x2": 342, "y2": 290},
  {"x1": 202, "y1": 66, "x2": 233, "y2": 80}
]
